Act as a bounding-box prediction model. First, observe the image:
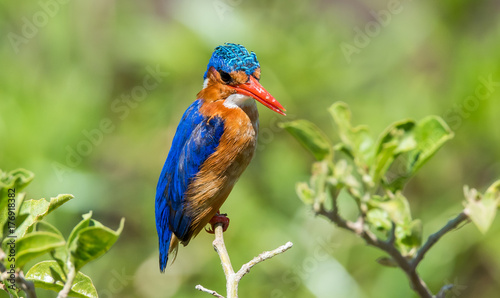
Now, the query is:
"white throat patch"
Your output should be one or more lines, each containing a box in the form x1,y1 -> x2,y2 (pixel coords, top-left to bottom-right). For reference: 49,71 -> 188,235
224,93 -> 255,109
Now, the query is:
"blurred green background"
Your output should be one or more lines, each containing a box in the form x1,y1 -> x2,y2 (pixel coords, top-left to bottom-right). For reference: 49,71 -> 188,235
1,0 -> 500,297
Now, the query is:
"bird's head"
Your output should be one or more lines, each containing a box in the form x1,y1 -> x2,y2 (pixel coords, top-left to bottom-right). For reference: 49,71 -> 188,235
200,43 -> 286,116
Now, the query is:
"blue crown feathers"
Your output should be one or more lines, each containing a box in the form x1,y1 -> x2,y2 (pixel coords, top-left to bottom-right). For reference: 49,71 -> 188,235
204,43 -> 260,79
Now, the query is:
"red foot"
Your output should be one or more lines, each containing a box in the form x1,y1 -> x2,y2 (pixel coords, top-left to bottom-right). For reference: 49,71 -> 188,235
205,212 -> 230,234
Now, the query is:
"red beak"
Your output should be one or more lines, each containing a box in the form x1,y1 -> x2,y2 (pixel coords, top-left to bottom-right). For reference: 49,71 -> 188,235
232,76 -> 286,116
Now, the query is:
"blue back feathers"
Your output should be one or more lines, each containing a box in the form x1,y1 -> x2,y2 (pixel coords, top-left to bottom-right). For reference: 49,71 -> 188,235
204,43 -> 260,79
155,99 -> 225,272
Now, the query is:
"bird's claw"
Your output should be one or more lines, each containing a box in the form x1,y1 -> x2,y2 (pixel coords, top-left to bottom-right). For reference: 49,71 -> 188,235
205,213 -> 230,234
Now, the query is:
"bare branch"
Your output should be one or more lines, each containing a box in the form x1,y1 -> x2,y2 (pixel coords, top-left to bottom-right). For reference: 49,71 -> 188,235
316,205 -> 360,235
195,285 -> 225,298
16,270 -> 37,298
235,242 -> 293,283
411,211 -> 469,269
197,222 -> 293,298
57,261 -> 76,298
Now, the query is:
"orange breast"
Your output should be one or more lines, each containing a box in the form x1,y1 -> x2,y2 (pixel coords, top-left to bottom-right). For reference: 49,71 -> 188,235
182,99 -> 259,242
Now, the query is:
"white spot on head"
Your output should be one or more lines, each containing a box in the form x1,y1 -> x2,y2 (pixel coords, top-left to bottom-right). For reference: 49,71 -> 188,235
202,78 -> 209,89
224,93 -> 255,109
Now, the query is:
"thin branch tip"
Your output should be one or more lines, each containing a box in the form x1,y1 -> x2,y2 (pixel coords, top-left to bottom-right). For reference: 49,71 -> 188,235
195,284 -> 225,298
200,222 -> 292,297
436,284 -> 454,298
412,211 -> 469,268
236,241 -> 293,280
57,261 -> 76,298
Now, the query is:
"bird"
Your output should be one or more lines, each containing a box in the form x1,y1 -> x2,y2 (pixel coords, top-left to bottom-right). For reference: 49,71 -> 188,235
155,43 -> 286,272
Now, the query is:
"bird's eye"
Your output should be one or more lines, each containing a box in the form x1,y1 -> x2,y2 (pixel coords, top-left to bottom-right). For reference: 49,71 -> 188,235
219,71 -> 232,84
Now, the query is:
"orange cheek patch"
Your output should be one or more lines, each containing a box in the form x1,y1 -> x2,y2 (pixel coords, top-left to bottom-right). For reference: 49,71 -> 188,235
231,71 -> 250,84
252,68 -> 261,81
197,75 -> 235,102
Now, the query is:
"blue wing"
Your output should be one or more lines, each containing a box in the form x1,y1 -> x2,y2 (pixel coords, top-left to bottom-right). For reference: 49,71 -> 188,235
155,99 -> 225,271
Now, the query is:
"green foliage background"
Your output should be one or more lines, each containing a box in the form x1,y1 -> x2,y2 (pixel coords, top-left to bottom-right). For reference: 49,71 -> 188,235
1,0 -> 500,297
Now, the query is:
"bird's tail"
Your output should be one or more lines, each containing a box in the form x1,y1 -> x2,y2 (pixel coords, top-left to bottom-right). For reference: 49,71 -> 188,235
159,228 -> 170,272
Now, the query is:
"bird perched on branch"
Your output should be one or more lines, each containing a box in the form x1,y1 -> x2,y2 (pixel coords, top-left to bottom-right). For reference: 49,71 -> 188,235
155,43 -> 286,272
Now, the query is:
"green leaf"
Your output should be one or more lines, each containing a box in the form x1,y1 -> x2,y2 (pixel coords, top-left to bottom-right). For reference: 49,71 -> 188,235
399,219 -> 422,249
405,116 -> 454,174
368,192 -> 412,224
34,221 -> 68,272
35,221 -> 64,237
309,161 -> 331,206
371,140 -> 399,184
15,194 -> 74,238
280,120 -> 332,160
67,212 -> 94,248
484,180 -> 500,207
0,192 -> 25,240
26,260 -> 98,298
51,245 -> 69,275
328,102 -> 374,166
69,217 -> 125,270
333,143 -> 354,159
372,120 -> 416,183
329,101 -> 352,140
4,282 -> 20,297
366,208 -> 391,231
375,120 -> 416,155
376,256 -> 398,267
9,231 -> 65,268
0,168 -> 35,198
384,116 -> 453,190
0,169 -> 34,240
366,192 -> 420,253
296,182 -> 315,205
465,185 -> 499,234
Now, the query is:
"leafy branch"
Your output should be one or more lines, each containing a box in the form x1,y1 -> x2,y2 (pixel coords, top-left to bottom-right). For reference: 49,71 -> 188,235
317,193 -> 469,297
196,223 -> 293,298
0,169 -> 125,298
281,102 -> 500,297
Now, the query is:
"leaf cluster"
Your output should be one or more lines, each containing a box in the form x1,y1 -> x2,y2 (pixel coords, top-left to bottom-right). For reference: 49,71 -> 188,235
0,169 -> 124,298
281,101 -> 499,263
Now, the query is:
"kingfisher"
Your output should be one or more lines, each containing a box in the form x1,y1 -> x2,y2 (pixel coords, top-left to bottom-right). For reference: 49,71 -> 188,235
155,43 -> 286,272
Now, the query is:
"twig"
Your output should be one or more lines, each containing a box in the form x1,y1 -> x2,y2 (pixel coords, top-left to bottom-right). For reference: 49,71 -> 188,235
16,270 -> 37,298
195,285 -> 224,298
235,241 -> 293,284
411,211 -> 469,269
57,261 -> 76,298
196,223 -> 293,298
436,284 -> 454,298
0,249 -> 37,298
386,221 -> 396,245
